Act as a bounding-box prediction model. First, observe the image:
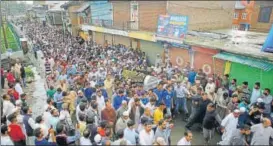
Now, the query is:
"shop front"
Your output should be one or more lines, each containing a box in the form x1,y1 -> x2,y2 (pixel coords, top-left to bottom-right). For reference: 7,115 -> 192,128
94,32 -> 104,45
169,47 -> 190,68
113,35 -> 131,47
140,40 -> 164,66
192,46 -> 223,75
214,52 -> 273,91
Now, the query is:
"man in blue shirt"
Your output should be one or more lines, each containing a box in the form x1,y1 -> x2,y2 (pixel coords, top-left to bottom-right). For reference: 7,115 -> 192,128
163,85 -> 174,116
153,82 -> 164,106
84,83 -> 95,102
188,68 -> 196,85
66,63 -> 77,77
124,120 -> 139,145
53,88 -> 63,111
113,90 -> 127,110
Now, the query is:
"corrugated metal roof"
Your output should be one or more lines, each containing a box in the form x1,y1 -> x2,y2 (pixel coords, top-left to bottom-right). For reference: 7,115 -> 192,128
74,3 -> 90,13
213,52 -> 273,71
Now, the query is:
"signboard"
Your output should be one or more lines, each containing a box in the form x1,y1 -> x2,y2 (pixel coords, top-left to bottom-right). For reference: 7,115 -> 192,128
156,14 -> 188,42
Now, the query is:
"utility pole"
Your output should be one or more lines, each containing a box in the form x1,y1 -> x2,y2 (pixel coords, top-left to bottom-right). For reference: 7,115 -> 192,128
1,1 -> 8,50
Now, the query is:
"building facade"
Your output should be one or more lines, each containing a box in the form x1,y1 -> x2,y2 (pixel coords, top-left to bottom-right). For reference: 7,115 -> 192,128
167,1 -> 235,31
250,3 -> 273,32
232,0 -> 255,31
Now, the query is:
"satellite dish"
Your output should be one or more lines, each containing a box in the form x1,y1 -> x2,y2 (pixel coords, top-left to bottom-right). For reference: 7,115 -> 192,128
143,75 -> 161,91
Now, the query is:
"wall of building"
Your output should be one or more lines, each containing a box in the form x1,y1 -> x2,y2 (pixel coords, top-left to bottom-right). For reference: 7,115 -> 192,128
167,1 -> 235,31
138,1 -> 167,32
250,5 -> 273,32
112,1 -> 130,30
91,1 -> 113,27
68,5 -> 81,36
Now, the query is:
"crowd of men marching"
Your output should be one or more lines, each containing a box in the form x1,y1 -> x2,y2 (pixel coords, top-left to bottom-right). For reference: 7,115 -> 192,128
1,19 -> 273,146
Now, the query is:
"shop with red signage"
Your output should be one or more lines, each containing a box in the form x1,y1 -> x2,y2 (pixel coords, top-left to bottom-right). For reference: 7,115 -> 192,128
192,46 -> 224,75
169,47 -> 191,68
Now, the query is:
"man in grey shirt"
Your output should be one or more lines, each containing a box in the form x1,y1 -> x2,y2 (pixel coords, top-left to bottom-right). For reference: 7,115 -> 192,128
228,124 -> 251,145
154,119 -> 169,145
251,118 -> 273,145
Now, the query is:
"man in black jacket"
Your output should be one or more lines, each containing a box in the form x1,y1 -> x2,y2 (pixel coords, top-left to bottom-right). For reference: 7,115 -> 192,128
202,103 -> 222,145
185,92 -> 211,130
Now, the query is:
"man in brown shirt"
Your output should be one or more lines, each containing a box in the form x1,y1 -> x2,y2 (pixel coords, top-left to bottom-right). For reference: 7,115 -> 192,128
101,99 -> 116,126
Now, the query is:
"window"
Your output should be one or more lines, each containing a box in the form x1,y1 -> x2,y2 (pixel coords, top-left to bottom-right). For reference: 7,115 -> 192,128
242,13 -> 247,19
258,7 -> 272,23
234,12 -> 239,19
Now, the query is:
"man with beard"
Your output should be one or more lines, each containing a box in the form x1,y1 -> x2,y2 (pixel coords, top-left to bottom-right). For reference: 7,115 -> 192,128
115,111 -> 131,132
116,100 -> 128,119
228,124 -> 251,145
218,109 -> 240,145
154,119 -> 169,145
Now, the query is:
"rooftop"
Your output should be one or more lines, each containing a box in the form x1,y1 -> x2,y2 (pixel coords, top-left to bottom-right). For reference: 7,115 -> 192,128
185,29 -> 273,61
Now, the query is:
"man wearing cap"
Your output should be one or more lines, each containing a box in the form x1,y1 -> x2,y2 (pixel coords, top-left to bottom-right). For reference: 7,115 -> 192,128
218,109 -> 240,145
116,100 -> 128,119
115,111 -> 131,132
228,124 -> 251,145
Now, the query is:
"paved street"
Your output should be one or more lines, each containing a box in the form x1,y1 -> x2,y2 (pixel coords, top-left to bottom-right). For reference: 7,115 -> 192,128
171,117 -> 221,145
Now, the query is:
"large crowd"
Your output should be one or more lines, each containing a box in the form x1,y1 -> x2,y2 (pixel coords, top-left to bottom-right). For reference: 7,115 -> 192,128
1,19 -> 273,146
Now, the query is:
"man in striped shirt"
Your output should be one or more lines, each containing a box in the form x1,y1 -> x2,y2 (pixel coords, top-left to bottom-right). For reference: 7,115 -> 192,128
44,58 -> 51,76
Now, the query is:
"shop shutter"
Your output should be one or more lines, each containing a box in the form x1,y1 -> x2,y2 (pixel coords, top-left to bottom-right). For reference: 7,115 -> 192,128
94,32 -> 104,45
114,35 -> 130,47
169,47 -> 190,68
140,40 -> 164,65
214,58 -> 225,75
105,34 -> 113,46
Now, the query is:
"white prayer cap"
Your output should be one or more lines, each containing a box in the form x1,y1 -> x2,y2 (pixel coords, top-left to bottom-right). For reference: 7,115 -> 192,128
94,134 -> 102,143
239,107 -> 246,113
257,98 -> 264,103
196,80 -> 200,84
234,109 -> 240,113
123,111 -> 129,116
16,100 -> 22,106
122,100 -> 127,104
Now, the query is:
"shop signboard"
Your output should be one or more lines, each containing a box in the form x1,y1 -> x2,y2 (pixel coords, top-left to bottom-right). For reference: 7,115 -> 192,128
156,14 -> 188,43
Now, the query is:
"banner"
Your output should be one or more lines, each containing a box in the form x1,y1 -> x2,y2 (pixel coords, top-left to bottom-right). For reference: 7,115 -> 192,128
122,69 -> 146,83
156,14 -> 188,41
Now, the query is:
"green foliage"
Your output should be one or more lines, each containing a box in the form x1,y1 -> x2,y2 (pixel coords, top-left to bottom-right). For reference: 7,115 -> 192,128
25,66 -> 34,78
0,24 -> 19,53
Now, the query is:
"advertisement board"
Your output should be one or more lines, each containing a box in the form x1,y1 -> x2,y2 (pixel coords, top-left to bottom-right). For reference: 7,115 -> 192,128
156,14 -> 188,42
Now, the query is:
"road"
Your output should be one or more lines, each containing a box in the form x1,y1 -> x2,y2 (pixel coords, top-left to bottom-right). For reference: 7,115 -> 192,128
171,116 -> 221,145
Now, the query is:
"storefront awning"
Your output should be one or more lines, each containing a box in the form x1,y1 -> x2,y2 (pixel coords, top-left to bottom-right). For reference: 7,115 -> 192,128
74,3 -> 90,13
213,52 -> 273,71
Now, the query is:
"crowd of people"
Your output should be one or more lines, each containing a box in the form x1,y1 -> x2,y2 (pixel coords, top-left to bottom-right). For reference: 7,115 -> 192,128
1,19 -> 273,146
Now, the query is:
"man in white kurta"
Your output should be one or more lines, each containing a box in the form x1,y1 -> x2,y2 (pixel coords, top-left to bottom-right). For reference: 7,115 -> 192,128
218,109 -> 240,145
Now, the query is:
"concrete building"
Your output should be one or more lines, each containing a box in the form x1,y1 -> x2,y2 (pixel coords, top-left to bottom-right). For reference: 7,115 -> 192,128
167,1 -> 235,31
250,1 -> 273,32
232,0 -> 255,31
